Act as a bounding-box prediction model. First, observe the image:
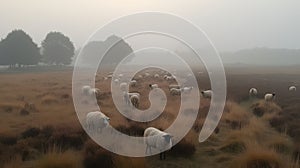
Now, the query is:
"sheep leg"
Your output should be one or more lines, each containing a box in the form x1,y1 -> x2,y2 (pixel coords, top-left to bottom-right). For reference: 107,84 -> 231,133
145,145 -> 149,154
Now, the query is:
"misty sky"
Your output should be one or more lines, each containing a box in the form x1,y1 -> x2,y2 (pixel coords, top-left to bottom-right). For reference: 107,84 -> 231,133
0,0 -> 299,52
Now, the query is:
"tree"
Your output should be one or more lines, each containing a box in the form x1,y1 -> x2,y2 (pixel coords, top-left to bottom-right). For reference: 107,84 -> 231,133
41,32 -> 75,65
0,30 -> 41,67
80,35 -> 134,70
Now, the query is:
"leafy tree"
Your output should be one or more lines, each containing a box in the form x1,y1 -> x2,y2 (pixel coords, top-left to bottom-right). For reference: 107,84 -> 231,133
0,30 -> 40,67
41,32 -> 75,65
80,35 -> 134,70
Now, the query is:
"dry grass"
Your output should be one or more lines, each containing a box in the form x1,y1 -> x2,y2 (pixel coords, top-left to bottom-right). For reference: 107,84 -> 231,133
35,145 -> 83,168
230,146 -> 284,168
0,69 -> 299,168
2,155 -> 23,168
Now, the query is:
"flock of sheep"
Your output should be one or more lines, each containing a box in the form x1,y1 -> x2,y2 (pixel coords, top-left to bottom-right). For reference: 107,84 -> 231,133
81,70 -> 203,159
81,70 -> 297,160
249,85 -> 297,101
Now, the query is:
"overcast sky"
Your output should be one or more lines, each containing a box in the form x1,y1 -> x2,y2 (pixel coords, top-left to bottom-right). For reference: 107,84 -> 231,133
0,0 -> 299,52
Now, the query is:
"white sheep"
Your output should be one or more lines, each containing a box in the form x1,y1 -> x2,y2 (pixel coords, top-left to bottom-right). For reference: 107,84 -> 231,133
120,82 -> 128,91
154,74 -> 160,78
82,85 -> 100,98
130,94 -> 140,108
201,90 -> 212,98
170,88 -> 181,96
113,78 -> 119,84
144,127 -> 173,160
130,80 -> 137,87
107,74 -> 113,79
163,75 -> 173,81
82,85 -> 92,96
86,111 -> 110,133
149,84 -> 159,90
289,86 -> 297,91
145,72 -> 150,77
88,88 -> 101,98
181,86 -> 193,94
168,84 -> 180,90
264,93 -> 276,101
123,92 -> 140,106
249,88 -> 258,97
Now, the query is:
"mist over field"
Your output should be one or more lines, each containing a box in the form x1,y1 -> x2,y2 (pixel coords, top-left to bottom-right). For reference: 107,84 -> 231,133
0,1 -> 300,168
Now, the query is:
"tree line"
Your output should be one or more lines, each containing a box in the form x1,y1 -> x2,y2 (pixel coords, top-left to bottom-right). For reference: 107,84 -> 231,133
0,30 -> 75,68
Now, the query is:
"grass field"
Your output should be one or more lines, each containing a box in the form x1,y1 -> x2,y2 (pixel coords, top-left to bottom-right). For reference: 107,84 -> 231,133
0,67 -> 299,168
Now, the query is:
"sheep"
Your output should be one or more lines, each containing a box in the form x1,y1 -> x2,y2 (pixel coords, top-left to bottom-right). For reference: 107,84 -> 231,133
163,75 -> 172,80
168,84 -> 180,90
170,88 -> 181,96
120,82 -> 128,91
144,127 -> 173,160
106,74 -> 113,79
123,92 -> 140,106
154,74 -> 160,78
264,93 -> 276,101
130,80 -> 137,87
149,84 -> 159,90
164,75 -> 176,81
86,111 -> 110,133
82,85 -> 92,96
82,85 -> 100,98
249,88 -> 258,97
289,86 -> 297,91
130,94 -> 140,108
113,78 -> 119,84
88,88 -> 101,98
181,86 -> 193,94
201,90 -> 212,98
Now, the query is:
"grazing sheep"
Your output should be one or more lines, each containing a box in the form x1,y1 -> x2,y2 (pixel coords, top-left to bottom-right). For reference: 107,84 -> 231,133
154,74 -> 160,78
108,74 -> 113,78
113,78 -> 119,84
181,86 -> 193,94
145,73 -> 150,77
82,85 -> 92,96
149,84 -> 159,90
82,85 -> 100,98
249,88 -> 258,97
144,127 -> 173,160
123,92 -> 140,106
289,86 -> 297,91
264,93 -> 276,101
170,88 -> 181,96
89,88 -> 101,98
130,80 -> 137,87
120,82 -> 128,91
201,90 -> 212,98
86,111 -> 110,133
168,84 -> 180,90
130,94 -> 140,108
164,75 -> 173,81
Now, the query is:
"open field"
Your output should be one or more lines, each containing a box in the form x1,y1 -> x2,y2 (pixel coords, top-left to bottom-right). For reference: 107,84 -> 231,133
0,68 -> 299,168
